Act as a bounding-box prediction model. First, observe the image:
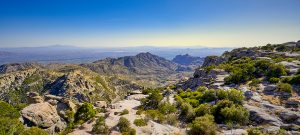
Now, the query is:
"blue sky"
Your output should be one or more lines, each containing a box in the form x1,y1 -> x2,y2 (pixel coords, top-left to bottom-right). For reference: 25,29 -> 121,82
0,0 -> 300,48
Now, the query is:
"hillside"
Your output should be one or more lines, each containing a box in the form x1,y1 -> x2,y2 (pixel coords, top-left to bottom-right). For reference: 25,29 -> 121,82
1,41 -> 300,135
174,40 -> 300,134
0,64 -> 142,105
82,52 -> 193,87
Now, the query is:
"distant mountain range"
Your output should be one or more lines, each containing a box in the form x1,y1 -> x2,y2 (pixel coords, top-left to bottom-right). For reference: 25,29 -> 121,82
172,54 -> 204,66
0,45 -> 233,64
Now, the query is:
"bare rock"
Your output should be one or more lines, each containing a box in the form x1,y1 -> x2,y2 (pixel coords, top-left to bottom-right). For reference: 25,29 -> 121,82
223,129 -> 247,135
244,104 -> 282,126
286,100 -> 300,108
262,126 -> 280,134
21,102 -> 62,128
264,85 -> 277,95
27,92 -> 44,104
94,101 -> 107,108
279,111 -> 300,123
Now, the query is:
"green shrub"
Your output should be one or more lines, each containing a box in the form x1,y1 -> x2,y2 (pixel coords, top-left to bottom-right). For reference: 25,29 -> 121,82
92,116 -> 109,135
65,109 -> 75,123
145,110 -> 165,123
165,114 -> 179,126
133,119 -> 147,127
158,102 -> 176,115
196,86 -> 208,92
276,45 -> 290,52
212,100 -> 234,122
220,105 -> 249,125
267,64 -> 287,78
195,104 -> 212,117
201,90 -> 217,102
122,128 -> 136,135
185,98 -> 199,107
281,76 -> 292,83
249,78 -> 261,87
74,103 -> 96,124
141,91 -> 163,109
269,77 -> 280,84
117,117 -> 131,133
216,90 -> 228,100
189,114 -> 217,135
247,128 -> 261,135
21,127 -> 48,135
136,110 -> 143,115
120,109 -> 129,115
277,83 -> 293,93
179,102 -> 195,122
0,101 -> 21,119
290,74 -> 300,85
226,89 -> 244,104
0,117 -> 24,135
117,117 -> 136,135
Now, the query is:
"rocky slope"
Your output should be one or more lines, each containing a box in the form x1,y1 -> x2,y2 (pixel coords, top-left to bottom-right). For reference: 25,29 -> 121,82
0,62 -> 41,74
176,40 -> 300,134
83,52 -> 191,73
82,52 -> 193,87
0,64 -> 142,106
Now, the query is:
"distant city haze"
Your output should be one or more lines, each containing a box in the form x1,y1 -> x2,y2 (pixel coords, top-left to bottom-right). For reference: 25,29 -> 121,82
0,0 -> 300,48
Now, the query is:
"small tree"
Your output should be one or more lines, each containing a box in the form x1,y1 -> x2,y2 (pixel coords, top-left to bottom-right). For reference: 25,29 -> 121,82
158,102 -> 176,115
74,102 -> 96,123
117,117 -> 135,135
141,91 -> 163,109
133,119 -> 147,127
226,89 -> 244,104
117,117 -> 131,133
189,114 -> 217,135
179,102 -> 195,122
194,103 -> 212,117
92,116 -> 109,135
220,105 -> 249,126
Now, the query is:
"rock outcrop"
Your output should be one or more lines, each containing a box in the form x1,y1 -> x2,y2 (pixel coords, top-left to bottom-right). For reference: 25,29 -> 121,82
202,56 -> 228,67
177,68 -> 229,90
244,104 -> 283,126
0,68 -> 37,98
27,92 -> 44,104
21,94 -> 78,134
21,102 -> 67,134
0,62 -> 41,74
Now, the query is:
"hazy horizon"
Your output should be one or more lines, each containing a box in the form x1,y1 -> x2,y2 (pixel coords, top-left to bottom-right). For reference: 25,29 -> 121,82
1,0 -> 300,48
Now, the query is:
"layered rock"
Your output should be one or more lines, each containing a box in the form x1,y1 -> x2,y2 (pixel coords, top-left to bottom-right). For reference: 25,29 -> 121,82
21,102 -> 67,134
244,104 -> 283,126
177,68 -> 229,90
202,56 -> 228,67
21,93 -> 78,134
0,62 -> 41,74
27,92 -> 44,104
0,68 -> 36,98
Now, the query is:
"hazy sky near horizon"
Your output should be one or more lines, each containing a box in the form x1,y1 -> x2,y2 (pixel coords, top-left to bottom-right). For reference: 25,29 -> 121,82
0,0 -> 300,48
